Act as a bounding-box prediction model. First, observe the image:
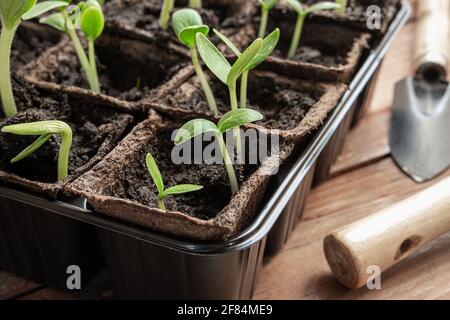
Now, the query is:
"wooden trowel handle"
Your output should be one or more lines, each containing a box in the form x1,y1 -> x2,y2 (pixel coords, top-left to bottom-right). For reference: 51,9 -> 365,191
413,0 -> 450,80
324,176 -> 450,289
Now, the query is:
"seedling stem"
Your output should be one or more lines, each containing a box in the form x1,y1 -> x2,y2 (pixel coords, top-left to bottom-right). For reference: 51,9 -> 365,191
191,46 -> 219,115
215,133 -> 239,195
336,0 -> 347,13
259,6 -> 269,38
287,13 -> 306,59
160,0 -> 175,30
0,27 -> 17,117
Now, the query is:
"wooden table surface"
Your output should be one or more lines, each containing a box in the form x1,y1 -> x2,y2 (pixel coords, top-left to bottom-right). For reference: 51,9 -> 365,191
3,0 -> 449,301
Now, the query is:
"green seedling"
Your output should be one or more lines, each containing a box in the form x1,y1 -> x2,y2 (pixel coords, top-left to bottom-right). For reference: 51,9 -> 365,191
160,0 -> 175,30
189,0 -> 202,9
0,0 -> 68,117
213,28 -> 280,110
286,1 -> 341,59
172,9 -> 218,115
195,33 -> 262,158
257,0 -> 278,38
145,152 -> 203,210
1,120 -> 73,181
40,0 -> 105,93
335,0 -> 347,14
175,109 -> 263,195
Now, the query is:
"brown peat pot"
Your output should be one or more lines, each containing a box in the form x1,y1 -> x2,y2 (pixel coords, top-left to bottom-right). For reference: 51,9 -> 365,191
0,80 -> 134,289
0,1 -> 411,298
149,68 -> 347,142
67,111 -> 294,241
103,0 -> 257,44
21,34 -> 189,105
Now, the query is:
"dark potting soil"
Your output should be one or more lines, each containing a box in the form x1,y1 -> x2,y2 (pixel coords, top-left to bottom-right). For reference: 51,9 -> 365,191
303,0 -> 397,21
29,35 -> 188,102
11,23 -> 62,72
105,0 -> 247,37
160,73 -> 322,130
0,79 -> 132,183
273,46 -> 348,67
103,125 -> 259,220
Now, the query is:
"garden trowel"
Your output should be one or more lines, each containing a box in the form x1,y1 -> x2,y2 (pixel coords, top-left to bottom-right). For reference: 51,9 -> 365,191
390,0 -> 450,183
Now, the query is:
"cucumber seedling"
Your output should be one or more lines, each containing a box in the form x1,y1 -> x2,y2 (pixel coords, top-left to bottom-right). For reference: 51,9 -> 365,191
213,28 -> 280,109
160,0 -> 175,30
195,33 -> 263,158
0,0 -> 68,117
40,0 -> 105,93
145,152 -> 203,210
1,120 -> 73,181
175,108 -> 263,195
172,9 -> 218,115
286,0 -> 341,59
257,0 -> 278,38
335,0 -> 347,14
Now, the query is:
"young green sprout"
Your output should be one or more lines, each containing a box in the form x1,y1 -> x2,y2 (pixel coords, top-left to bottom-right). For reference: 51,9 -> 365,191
213,28 -> 280,110
0,0 -> 68,117
286,1 -> 341,59
172,9 -> 218,115
195,33 -> 262,158
257,0 -> 278,38
175,109 -> 263,195
40,0 -> 105,93
1,120 -> 73,181
189,0 -> 202,9
335,0 -> 347,14
160,0 -> 175,30
145,152 -> 203,211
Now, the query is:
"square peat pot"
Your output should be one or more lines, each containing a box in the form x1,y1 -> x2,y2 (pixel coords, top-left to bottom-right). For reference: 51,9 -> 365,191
0,83 -> 135,290
103,0 -> 257,44
148,68 -> 347,144
291,0 -> 402,36
20,32 -> 190,108
66,111 -> 295,298
231,16 -> 371,83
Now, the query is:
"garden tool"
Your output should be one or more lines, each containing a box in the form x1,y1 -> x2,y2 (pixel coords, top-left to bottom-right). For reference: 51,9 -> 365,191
390,0 -> 450,183
324,175 -> 450,289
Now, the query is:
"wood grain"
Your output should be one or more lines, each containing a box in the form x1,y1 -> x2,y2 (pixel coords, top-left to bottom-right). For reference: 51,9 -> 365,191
0,272 -> 41,300
254,159 -> 450,300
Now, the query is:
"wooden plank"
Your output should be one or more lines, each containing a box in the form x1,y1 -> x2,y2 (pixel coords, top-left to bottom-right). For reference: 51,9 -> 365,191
330,110 -> 390,176
254,158 -> 450,300
0,272 -> 42,300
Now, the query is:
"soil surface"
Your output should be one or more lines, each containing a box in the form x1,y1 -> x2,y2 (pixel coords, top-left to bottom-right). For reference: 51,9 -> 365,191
105,0 -> 249,38
28,35 -> 188,101
0,78 -> 132,183
102,125 -> 259,220
11,23 -> 62,72
160,73 -> 322,130
303,0 -> 397,21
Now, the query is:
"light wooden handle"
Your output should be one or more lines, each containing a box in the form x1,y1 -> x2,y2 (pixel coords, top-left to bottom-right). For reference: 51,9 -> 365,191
413,0 -> 449,80
324,176 -> 450,289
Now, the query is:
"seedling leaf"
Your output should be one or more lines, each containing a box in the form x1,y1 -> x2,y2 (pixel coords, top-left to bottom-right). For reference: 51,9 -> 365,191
174,119 -> 218,145
0,0 -> 36,29
246,28 -> 280,71
217,109 -> 263,133
145,153 -> 164,195
80,0 -> 104,40
196,33 -> 231,84
163,185 -> 204,197
39,12 -> 67,32
173,9 -> 209,48
306,2 -> 341,14
10,133 -> 52,163
22,1 -> 68,20
227,38 -> 263,86
213,29 -> 242,56
287,0 -> 303,14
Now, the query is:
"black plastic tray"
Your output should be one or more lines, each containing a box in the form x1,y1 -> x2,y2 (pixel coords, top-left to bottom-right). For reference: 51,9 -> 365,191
0,1 -> 410,299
